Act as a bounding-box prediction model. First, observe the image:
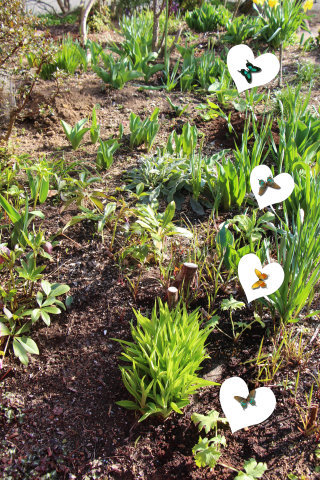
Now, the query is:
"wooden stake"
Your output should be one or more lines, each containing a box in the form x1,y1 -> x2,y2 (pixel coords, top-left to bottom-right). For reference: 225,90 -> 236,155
173,262 -> 198,294
167,286 -> 178,310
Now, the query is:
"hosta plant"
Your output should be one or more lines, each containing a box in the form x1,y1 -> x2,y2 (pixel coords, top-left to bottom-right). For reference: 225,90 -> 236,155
113,299 -> 218,421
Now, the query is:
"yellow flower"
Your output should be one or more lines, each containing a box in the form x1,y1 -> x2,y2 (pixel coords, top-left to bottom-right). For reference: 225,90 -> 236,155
253,0 -> 265,5
268,0 -> 278,7
303,0 -> 313,11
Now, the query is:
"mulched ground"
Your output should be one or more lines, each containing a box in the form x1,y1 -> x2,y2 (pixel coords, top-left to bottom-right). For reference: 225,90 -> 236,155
1,14 -> 320,480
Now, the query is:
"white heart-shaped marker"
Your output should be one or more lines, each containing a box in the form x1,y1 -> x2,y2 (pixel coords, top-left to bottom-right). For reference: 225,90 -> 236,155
250,165 -> 295,209
220,377 -> 276,433
238,253 -> 284,303
227,45 -> 280,93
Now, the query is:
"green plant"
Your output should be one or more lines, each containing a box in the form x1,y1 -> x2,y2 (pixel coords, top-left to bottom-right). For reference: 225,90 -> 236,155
132,201 -> 193,260
165,96 -> 188,117
263,206 -> 320,324
0,195 -> 45,248
93,54 -> 143,89
61,170 -> 107,212
129,108 -> 160,150
234,459 -> 268,479
62,202 -> 120,246
223,15 -> 261,44
229,210 -> 275,248
96,138 -> 120,170
295,61 -> 320,85
60,118 -> 90,150
0,274 -> 70,365
90,104 -> 101,144
113,299 -> 218,421
56,35 -> 88,74
220,295 -> 265,342
24,156 -> 54,207
206,153 -> 247,213
253,0 -> 310,48
185,2 -> 231,32
192,436 -> 227,469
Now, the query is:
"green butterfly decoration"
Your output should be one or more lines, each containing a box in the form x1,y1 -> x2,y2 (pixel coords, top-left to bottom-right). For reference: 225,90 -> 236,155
238,60 -> 261,84
234,389 -> 256,409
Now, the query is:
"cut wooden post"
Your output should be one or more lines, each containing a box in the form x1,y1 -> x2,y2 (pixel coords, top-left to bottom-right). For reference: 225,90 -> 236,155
167,286 -> 178,310
173,262 -> 198,294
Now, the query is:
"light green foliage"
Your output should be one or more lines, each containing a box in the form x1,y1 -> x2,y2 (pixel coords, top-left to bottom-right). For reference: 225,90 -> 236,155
96,139 -> 120,170
185,2 -> 231,32
63,202 -> 118,245
191,410 -> 228,434
129,108 -> 160,150
113,299 -> 218,421
234,459 -> 268,479
60,118 -> 90,150
192,436 -> 226,469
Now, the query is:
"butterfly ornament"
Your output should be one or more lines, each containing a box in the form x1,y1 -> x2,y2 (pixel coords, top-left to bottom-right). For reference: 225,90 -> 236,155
238,60 -> 261,84
251,269 -> 268,290
234,390 -> 256,409
258,176 -> 281,196
238,253 -> 284,303
220,377 -> 276,433
250,165 -> 295,209
227,44 -> 280,93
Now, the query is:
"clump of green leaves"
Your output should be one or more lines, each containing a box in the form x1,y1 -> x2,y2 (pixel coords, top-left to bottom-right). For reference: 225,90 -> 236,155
129,108 -> 160,150
93,53 -> 143,89
60,118 -> 90,150
185,2 -> 231,32
96,138 -> 120,170
113,299 -> 217,421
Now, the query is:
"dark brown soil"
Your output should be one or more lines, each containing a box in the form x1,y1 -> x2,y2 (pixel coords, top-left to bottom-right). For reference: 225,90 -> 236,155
1,17 -> 320,480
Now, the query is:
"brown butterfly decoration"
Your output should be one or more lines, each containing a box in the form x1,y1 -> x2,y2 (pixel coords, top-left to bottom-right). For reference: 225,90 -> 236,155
258,176 -> 281,196
234,390 -> 256,409
252,268 -> 268,290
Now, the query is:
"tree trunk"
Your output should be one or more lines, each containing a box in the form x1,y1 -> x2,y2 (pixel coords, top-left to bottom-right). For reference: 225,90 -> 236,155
80,0 -> 97,46
152,0 -> 159,51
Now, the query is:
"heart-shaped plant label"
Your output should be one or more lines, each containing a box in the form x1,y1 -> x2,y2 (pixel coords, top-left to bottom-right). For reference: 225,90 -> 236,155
250,165 -> 295,209
219,377 -> 276,433
227,44 -> 280,93
238,253 -> 284,303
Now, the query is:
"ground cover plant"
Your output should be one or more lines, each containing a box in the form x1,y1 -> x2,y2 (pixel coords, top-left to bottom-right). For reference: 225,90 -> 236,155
0,0 -> 320,478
